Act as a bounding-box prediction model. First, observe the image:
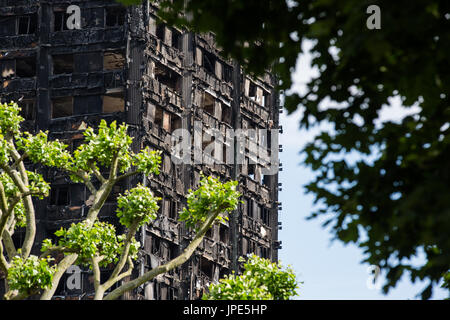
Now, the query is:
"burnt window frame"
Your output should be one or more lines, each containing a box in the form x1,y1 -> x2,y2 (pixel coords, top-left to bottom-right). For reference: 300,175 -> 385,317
52,54 -> 74,75
18,99 -> 36,121
201,92 -> 215,116
105,6 -> 126,27
102,90 -> 125,114
17,14 -> 37,35
0,14 -> 37,36
49,185 -> 71,206
202,49 -> 216,75
103,50 -> 126,71
51,96 -> 74,119
15,57 -> 37,78
153,62 -> 182,94
53,10 -> 71,32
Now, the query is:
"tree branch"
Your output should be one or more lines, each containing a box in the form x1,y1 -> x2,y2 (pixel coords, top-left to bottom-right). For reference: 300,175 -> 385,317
0,164 -> 35,259
109,152 -> 120,180
69,169 -> 97,194
115,170 -> 139,183
10,152 -> 28,171
91,255 -> 103,296
2,228 -> 17,258
40,254 -> 78,300
88,162 -> 106,184
0,182 -> 8,215
108,221 -> 139,282
104,206 -> 227,300
39,246 -> 77,259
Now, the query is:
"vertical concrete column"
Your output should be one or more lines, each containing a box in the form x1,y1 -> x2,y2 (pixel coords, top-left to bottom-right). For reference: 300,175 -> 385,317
36,3 -> 51,131
230,59 -> 242,273
180,30 -> 194,300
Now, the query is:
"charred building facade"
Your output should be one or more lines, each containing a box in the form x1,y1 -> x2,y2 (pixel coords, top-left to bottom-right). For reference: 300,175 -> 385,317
0,0 -> 282,300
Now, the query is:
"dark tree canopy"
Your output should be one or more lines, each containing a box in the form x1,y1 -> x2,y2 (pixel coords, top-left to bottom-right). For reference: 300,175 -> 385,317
117,0 -> 450,299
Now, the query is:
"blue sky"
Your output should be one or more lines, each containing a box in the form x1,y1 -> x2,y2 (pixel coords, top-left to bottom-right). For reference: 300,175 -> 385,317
277,41 -> 448,300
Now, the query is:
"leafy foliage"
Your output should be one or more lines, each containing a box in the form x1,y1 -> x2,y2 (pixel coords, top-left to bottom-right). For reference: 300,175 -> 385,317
114,0 -> 450,298
43,220 -> 139,268
7,254 -> 56,294
0,101 -> 24,135
132,147 -> 162,176
203,255 -> 298,300
116,184 -> 161,228
73,120 -> 133,174
16,131 -> 72,170
179,175 -> 240,231
27,171 -> 51,200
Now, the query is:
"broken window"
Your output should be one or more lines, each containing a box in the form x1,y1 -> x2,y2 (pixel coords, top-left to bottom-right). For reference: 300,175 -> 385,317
201,92 -> 215,115
17,15 -> 37,35
16,57 -> 36,78
171,28 -> 182,50
0,16 -> 16,36
151,236 -> 160,255
154,63 -> 181,94
246,198 -> 254,218
52,97 -> 73,118
171,114 -> 182,133
223,64 -> 233,83
247,239 -> 256,255
154,106 -> 163,127
155,23 -> 165,41
199,257 -> 214,278
205,227 -> 214,239
248,81 -> 257,101
248,163 -> 255,180
49,186 -> 70,206
54,11 -> 71,31
219,224 -> 229,243
103,50 -> 125,71
168,200 -> 177,220
263,90 -> 271,108
221,103 -> 232,125
19,99 -> 35,120
52,54 -> 74,75
74,95 -> 102,115
202,49 -> 216,75
262,174 -> 271,188
260,246 -> 270,259
261,207 -> 270,226
0,15 -> 37,36
74,52 -> 103,73
105,7 -> 126,27
102,91 -> 125,113
202,130 -> 215,157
